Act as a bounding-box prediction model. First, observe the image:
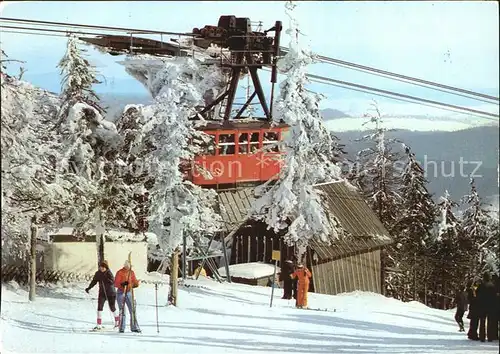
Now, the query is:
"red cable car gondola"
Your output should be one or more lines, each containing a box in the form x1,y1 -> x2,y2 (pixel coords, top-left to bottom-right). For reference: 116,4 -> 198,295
188,121 -> 289,186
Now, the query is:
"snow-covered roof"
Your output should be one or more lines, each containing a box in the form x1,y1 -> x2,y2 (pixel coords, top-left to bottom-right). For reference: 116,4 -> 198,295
217,188 -> 255,233
38,226 -> 157,244
217,180 -> 393,259
310,181 -> 393,260
217,262 -> 280,280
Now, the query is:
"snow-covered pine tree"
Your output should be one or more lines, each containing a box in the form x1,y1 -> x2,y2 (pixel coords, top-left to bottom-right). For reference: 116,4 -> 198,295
349,102 -> 403,230
330,131 -> 348,166
57,35 -> 103,121
389,144 -> 437,303
113,104 -> 154,233
1,48 -> 8,73
347,103 -> 405,299
461,178 -> 496,277
251,2 -> 343,258
428,190 -> 468,308
1,76 -> 70,263
483,207 -> 499,275
55,35 -> 144,264
138,57 -> 222,260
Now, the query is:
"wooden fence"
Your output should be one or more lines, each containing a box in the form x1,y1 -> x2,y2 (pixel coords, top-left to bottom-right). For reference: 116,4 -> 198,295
1,264 -> 168,285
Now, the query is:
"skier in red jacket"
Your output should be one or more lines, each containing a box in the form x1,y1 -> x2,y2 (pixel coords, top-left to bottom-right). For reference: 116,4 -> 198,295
115,260 -> 141,333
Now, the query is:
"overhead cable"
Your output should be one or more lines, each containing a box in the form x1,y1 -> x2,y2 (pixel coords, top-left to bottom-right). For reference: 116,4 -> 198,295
2,17 -> 497,103
0,16 -> 194,36
2,19 -> 498,120
307,73 -> 499,119
261,67 -> 499,120
317,59 -> 499,106
281,46 -> 499,103
314,54 -> 499,102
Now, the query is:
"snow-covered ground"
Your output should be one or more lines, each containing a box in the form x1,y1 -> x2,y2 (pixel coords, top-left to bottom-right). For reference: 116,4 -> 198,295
1,278 -> 498,354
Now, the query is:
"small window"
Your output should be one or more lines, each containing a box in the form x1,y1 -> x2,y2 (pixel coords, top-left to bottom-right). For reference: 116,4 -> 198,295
263,131 -> 279,152
218,134 -> 235,155
239,133 -> 248,143
250,132 -> 259,142
249,132 -> 259,154
238,133 -> 249,154
239,145 -> 248,154
264,131 -> 278,142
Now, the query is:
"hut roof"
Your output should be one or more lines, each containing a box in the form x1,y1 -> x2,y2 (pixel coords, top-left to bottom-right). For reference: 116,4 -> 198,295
217,180 -> 393,261
218,187 -> 255,233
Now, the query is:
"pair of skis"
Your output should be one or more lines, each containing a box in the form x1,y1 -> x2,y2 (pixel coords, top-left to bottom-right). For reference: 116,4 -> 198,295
88,326 -> 142,333
89,326 -> 116,333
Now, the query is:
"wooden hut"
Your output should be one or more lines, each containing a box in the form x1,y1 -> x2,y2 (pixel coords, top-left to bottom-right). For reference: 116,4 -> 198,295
217,180 -> 393,295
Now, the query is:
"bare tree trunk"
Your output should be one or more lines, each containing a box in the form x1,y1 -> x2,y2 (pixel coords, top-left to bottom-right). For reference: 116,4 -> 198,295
29,216 -> 37,301
424,257 -> 427,306
96,234 -> 104,266
169,248 -> 179,306
442,267 -> 447,310
413,252 -> 417,301
95,210 -> 105,266
182,231 -> 186,280
380,248 -> 386,296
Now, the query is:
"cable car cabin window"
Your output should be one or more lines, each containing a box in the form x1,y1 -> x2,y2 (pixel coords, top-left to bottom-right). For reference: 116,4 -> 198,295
199,134 -> 216,156
263,131 -> 279,152
250,132 -> 259,154
218,133 -> 235,155
238,133 -> 249,154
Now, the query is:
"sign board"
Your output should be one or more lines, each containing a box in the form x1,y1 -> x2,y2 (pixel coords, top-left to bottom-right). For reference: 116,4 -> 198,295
271,250 -> 281,261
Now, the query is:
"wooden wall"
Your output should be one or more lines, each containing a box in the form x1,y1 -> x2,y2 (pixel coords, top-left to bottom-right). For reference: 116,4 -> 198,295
229,221 -> 384,296
312,249 -> 381,295
230,222 -> 296,265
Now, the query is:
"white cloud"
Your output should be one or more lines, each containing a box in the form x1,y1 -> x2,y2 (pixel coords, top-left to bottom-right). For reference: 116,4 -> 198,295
0,1 -> 38,14
324,116 -> 497,133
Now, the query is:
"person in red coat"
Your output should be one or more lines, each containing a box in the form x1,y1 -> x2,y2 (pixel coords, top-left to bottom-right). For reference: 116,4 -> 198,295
291,264 -> 311,308
114,260 -> 141,333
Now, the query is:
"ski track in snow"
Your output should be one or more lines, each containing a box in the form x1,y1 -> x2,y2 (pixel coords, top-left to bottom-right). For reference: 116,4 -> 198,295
1,278 -> 497,354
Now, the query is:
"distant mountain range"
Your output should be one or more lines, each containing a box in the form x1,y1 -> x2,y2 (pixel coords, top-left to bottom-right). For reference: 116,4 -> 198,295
321,108 -> 352,120
334,127 -> 498,205
320,109 -> 498,204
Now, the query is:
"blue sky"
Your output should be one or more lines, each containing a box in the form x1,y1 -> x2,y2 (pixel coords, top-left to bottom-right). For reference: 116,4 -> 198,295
1,1 -> 499,116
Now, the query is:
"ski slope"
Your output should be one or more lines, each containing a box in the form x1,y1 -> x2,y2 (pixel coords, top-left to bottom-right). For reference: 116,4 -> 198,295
1,277 -> 497,354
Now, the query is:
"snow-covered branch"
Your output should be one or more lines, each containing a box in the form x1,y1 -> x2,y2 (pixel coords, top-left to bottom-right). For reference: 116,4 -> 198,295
251,3 -> 343,254
138,57 -> 223,257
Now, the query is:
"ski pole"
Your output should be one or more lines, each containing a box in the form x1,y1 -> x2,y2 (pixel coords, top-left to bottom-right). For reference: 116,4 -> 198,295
155,283 -> 159,333
86,292 -> 97,311
119,284 -> 128,328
